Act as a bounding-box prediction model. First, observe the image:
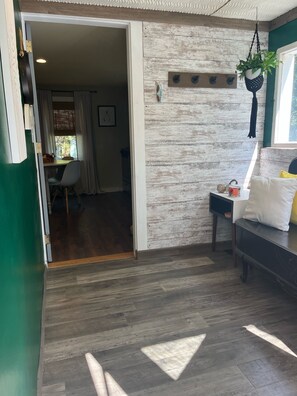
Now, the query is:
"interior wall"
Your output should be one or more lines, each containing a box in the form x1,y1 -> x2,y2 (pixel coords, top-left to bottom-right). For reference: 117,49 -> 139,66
263,18 -> 297,147
21,5 -> 269,251
91,87 -> 130,192
0,5 -> 44,393
0,132 -> 44,396
143,22 -> 268,249
260,147 -> 297,177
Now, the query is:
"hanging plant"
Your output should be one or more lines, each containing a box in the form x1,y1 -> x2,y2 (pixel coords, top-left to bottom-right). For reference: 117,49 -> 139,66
235,23 -> 280,138
236,50 -> 280,79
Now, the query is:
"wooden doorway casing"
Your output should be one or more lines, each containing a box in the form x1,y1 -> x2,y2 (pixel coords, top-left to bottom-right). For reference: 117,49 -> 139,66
22,13 -> 148,264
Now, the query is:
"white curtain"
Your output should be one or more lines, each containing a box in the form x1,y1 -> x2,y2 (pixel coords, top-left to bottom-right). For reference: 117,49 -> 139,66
74,91 -> 101,194
37,90 -> 55,155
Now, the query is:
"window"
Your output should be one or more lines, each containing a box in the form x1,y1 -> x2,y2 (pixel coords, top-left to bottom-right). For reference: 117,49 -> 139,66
273,41 -> 297,146
53,100 -> 77,158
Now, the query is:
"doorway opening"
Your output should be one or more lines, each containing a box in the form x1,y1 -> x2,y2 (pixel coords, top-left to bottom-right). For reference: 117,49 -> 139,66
29,21 -> 134,266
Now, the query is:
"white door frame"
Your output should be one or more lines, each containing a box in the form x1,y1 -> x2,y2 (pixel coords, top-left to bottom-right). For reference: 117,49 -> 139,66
22,12 -> 148,254
25,23 -> 53,264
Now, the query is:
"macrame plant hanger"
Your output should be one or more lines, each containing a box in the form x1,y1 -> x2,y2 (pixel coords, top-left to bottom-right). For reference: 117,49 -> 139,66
245,11 -> 264,138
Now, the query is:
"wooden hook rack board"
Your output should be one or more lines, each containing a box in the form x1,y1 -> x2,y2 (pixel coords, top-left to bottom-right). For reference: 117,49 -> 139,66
168,72 -> 237,89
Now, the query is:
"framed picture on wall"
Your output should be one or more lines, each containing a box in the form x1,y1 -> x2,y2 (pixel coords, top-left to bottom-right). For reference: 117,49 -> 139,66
98,105 -> 116,127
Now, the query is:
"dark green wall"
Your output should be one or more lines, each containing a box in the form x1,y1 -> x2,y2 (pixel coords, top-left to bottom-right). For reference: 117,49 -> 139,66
0,3 -> 44,395
263,19 -> 297,146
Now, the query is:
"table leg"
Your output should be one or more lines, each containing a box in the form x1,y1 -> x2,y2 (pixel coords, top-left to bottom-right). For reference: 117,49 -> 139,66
212,214 -> 217,251
240,257 -> 249,283
232,223 -> 237,267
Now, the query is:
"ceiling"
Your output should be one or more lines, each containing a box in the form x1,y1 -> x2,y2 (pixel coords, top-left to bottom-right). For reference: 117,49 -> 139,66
40,0 -> 297,22
31,22 -> 127,88
31,1 -> 297,89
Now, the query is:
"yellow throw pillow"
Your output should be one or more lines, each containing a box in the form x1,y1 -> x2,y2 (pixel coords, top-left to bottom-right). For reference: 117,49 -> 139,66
279,170 -> 297,224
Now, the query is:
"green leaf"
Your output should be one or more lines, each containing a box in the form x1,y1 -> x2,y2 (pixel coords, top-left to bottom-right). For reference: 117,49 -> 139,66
236,50 -> 281,79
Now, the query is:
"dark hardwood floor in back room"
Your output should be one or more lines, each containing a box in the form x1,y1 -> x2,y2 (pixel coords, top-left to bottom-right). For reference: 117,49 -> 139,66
42,245 -> 297,396
49,192 -> 133,262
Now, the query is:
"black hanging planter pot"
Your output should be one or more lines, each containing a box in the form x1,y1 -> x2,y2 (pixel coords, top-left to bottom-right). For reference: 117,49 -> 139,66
236,21 -> 279,138
236,22 -> 264,138
244,70 -> 264,138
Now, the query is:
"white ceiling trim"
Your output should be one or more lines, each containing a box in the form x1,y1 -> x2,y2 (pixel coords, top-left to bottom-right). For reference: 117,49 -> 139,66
38,0 -> 225,15
38,0 -> 297,21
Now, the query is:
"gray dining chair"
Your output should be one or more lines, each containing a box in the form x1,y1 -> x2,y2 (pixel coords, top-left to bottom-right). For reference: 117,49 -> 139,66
49,160 -> 81,214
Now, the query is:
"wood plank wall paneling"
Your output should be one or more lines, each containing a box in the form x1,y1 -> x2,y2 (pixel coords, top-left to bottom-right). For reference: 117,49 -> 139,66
144,123 -> 265,144
260,148 -> 297,178
143,21 -> 267,249
19,0 -> 269,250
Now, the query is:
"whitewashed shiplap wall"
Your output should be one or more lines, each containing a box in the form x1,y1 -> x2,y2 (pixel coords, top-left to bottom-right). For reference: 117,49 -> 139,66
143,22 -> 268,249
260,148 -> 297,177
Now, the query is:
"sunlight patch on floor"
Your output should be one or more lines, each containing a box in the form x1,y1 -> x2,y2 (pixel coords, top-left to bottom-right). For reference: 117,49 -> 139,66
244,324 -> 297,358
141,334 -> 206,380
85,353 -> 128,396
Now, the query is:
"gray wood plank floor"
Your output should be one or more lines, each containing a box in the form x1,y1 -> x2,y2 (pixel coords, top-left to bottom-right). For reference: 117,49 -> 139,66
41,245 -> 297,396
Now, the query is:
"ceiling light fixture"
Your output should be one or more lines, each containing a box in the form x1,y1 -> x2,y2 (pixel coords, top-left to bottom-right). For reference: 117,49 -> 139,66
36,58 -> 47,64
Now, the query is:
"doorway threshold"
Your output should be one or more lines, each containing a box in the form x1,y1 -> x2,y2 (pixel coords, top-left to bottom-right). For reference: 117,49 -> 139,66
48,251 -> 135,269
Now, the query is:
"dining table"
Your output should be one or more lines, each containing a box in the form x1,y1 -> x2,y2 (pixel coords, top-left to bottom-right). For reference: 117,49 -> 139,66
43,159 -> 72,214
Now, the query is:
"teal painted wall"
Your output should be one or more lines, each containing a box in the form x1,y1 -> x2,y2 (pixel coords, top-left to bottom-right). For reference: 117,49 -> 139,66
263,19 -> 297,146
0,2 -> 45,395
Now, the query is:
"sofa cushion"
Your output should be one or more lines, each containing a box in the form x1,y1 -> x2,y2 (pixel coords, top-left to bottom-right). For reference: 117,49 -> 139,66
243,176 -> 297,231
279,170 -> 297,225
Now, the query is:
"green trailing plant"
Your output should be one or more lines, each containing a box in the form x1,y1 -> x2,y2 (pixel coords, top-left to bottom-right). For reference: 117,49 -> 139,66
236,50 -> 280,79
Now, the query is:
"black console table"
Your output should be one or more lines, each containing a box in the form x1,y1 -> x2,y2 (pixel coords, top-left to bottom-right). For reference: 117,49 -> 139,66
209,191 -> 249,264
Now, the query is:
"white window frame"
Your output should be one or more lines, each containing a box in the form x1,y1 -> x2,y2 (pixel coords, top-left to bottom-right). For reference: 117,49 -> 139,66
272,40 -> 297,147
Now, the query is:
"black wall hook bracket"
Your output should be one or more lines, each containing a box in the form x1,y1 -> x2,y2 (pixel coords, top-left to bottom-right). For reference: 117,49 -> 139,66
168,72 -> 237,89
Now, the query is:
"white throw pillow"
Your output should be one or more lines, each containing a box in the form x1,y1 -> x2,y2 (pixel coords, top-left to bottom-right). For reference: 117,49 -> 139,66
243,176 -> 297,231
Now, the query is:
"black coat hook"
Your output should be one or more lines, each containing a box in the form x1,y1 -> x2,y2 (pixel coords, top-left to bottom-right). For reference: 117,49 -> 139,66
172,74 -> 181,84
